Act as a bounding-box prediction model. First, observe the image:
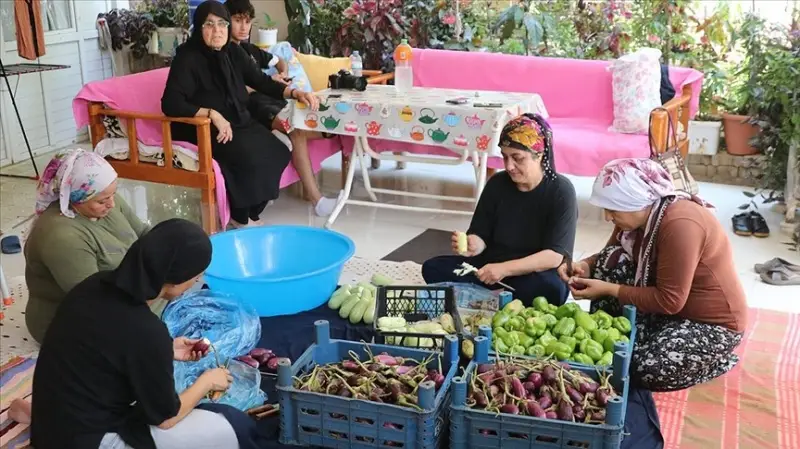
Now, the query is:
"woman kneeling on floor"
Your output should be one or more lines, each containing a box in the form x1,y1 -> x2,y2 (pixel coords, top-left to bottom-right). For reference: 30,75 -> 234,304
31,219 -> 241,449
561,158 -> 746,392
422,113 -> 578,306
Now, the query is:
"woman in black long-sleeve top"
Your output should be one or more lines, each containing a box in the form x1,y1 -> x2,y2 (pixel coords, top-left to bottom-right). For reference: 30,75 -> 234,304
161,1 -> 319,227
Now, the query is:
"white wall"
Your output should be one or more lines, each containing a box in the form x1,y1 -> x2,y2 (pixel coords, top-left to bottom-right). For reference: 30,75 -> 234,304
251,0 -> 289,40
0,0 -> 126,167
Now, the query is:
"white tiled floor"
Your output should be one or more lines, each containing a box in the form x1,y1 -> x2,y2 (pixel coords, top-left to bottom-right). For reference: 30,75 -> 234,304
1,152 -> 798,317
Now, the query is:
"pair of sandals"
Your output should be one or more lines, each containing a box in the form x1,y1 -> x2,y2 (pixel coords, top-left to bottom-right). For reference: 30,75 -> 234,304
732,211 -> 770,237
754,258 -> 800,286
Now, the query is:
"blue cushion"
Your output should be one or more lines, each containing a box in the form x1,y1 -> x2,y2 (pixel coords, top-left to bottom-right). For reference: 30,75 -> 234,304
262,42 -> 313,93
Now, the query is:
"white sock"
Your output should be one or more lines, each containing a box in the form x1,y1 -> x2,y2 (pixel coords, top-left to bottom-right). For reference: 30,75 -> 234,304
314,192 -> 342,217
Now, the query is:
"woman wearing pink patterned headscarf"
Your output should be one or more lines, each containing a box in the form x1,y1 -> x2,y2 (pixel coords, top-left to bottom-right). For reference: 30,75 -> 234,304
24,149 -> 149,344
560,158 -> 746,392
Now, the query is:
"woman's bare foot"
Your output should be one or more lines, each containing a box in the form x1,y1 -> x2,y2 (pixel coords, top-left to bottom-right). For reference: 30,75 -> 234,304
9,399 -> 32,424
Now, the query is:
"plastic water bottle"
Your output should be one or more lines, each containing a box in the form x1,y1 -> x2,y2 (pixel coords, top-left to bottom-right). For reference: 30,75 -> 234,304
350,51 -> 363,77
394,39 -> 413,93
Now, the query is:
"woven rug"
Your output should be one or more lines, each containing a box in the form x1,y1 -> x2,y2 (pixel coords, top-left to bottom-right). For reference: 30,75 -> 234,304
654,308 -> 800,449
0,356 -> 34,449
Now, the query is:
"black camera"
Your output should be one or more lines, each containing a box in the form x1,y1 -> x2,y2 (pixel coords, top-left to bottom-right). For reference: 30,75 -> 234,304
328,70 -> 367,91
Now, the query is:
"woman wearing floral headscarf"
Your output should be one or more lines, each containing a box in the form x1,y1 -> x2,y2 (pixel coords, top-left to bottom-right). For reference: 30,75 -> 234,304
24,149 -> 149,344
422,113 -> 578,306
561,158 -> 746,392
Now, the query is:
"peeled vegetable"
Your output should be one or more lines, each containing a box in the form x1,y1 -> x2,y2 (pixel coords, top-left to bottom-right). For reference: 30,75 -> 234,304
339,294 -> 362,319
456,231 -> 468,254
327,277 -> 386,325
370,273 -> 394,286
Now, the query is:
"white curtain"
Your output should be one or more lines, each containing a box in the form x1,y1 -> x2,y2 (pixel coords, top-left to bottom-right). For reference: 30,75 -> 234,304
44,0 -> 72,31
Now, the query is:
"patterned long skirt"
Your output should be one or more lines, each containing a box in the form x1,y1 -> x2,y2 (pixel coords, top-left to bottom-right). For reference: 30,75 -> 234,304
591,246 -> 743,392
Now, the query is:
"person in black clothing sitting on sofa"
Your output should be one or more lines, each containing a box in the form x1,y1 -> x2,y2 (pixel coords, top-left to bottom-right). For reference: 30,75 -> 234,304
421,114 -> 578,306
225,0 -> 340,217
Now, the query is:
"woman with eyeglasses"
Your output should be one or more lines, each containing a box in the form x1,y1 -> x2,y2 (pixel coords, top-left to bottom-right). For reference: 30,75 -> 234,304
162,1 -> 319,229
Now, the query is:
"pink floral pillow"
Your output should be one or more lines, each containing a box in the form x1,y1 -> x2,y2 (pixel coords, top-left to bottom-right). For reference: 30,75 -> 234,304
608,49 -> 662,135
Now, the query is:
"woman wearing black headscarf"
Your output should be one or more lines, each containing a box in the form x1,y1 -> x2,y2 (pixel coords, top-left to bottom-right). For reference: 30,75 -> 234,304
421,114 -> 578,306
30,219 -> 240,449
162,1 -> 319,228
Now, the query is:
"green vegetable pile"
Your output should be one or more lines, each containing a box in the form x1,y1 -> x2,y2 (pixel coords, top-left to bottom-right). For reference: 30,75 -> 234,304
491,298 -> 632,366
327,273 -> 395,325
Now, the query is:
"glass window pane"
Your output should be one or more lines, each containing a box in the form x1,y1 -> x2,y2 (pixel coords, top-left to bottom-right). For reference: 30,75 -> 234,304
44,0 -> 73,31
1,0 -> 15,43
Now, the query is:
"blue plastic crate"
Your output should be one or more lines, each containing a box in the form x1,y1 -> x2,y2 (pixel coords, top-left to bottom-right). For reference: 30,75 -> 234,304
482,300 -> 638,371
277,320 -> 460,449
449,336 -> 631,449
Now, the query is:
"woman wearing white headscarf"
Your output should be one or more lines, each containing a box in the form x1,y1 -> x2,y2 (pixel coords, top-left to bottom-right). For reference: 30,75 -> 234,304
24,149 -> 149,344
558,158 -> 746,392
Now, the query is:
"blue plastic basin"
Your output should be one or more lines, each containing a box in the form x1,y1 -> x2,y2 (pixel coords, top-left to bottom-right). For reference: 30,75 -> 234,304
204,225 -> 355,317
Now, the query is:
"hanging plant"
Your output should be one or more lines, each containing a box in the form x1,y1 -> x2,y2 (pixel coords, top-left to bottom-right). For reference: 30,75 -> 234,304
98,9 -> 157,59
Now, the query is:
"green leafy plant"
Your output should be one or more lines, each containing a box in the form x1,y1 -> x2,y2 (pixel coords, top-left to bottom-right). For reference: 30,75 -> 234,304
262,13 -> 277,30
134,0 -> 188,29
491,0 -> 556,56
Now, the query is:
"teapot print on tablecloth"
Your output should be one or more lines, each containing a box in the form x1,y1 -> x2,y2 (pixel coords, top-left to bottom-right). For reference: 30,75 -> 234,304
453,134 -> 468,147
366,121 -> 382,136
410,126 -> 425,142
321,116 -> 340,130
380,104 -> 391,119
355,103 -> 373,116
399,106 -> 414,122
304,113 -> 319,129
443,112 -> 460,127
476,134 -> 490,151
388,127 -> 402,138
418,108 -> 438,125
335,102 -> 351,114
465,114 -> 486,129
344,121 -> 359,133
427,128 -> 450,143
318,98 -> 331,112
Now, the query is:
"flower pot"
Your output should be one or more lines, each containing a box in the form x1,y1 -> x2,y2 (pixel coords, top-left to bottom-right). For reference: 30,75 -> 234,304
257,28 -> 278,47
688,120 -> 722,155
721,113 -> 759,156
156,27 -> 188,57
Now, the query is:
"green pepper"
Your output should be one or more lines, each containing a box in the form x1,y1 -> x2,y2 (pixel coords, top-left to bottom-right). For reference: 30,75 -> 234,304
494,338 -> 510,354
606,327 -> 621,342
574,310 -> 598,332
592,311 -> 613,329
619,335 -> 630,344
603,336 -> 618,353
510,345 -> 526,355
584,339 -> 604,362
505,316 -> 525,332
558,335 -> 577,353
552,317 -> 576,337
541,313 -> 558,328
613,316 -> 632,335
572,353 -> 594,365
494,327 -> 509,340
521,307 -> 539,319
572,327 -> 588,341
524,323 -> 543,339
526,317 -> 547,335
555,302 -> 579,319
516,332 -> 534,348
492,312 -> 511,328
502,332 -> 520,348
537,331 -> 556,348
533,296 -> 549,312
526,344 -> 546,357
502,299 -> 525,315
546,341 -> 573,360
579,339 -> 590,355
591,329 -> 609,344
598,351 -> 613,366
545,304 -> 558,315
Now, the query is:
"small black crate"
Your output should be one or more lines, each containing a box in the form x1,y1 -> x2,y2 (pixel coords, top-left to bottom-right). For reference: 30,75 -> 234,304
374,285 -> 464,350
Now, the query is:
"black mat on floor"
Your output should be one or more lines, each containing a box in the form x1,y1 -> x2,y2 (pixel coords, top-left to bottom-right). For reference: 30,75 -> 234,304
382,228 -> 451,264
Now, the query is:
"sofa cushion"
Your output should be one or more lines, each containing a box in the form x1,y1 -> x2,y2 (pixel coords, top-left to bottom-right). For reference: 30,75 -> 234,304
296,53 -> 351,92
608,50 -> 662,134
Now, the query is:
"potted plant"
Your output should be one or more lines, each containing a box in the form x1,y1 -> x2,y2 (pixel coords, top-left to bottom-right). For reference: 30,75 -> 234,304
136,0 -> 189,57
97,9 -> 157,60
257,13 -> 279,48
720,13 -> 766,156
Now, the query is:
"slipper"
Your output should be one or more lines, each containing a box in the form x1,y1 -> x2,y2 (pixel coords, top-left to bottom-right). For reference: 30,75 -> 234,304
749,211 -> 770,238
732,213 -> 752,236
760,265 -> 800,286
754,258 -> 800,274
0,235 -> 21,254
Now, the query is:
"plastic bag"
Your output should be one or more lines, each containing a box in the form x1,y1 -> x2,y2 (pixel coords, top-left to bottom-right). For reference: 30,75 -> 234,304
162,290 -> 265,410
427,282 -> 500,311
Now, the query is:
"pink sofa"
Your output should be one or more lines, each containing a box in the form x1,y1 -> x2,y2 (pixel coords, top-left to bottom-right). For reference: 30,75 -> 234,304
73,68 -> 342,232
360,49 -> 703,176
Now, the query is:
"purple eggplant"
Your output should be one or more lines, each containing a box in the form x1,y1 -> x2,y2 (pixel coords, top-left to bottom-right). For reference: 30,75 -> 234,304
591,410 -> 606,422
499,404 -> 519,415
477,364 -> 494,374
510,377 -> 526,398
342,360 -> 360,372
473,391 -> 488,408
542,366 -> 557,383
596,388 -> 610,406
579,380 -> 599,395
523,381 -> 537,393
235,355 -> 260,369
537,395 -> 552,410
524,400 -> 546,418
556,400 -> 574,421
526,372 -> 543,389
565,385 -> 584,404
373,354 -> 399,366
572,405 -> 586,421
545,411 -> 557,419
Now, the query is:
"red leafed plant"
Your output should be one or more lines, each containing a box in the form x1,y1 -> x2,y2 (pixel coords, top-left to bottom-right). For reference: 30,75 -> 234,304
335,0 -> 408,70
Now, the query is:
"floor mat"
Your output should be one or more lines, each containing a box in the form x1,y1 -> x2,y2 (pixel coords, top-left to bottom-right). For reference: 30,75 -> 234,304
0,356 -> 34,449
654,308 -> 800,449
382,228 -> 450,264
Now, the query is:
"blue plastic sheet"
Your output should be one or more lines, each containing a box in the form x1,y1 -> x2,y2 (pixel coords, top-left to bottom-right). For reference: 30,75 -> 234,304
162,290 -> 266,410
